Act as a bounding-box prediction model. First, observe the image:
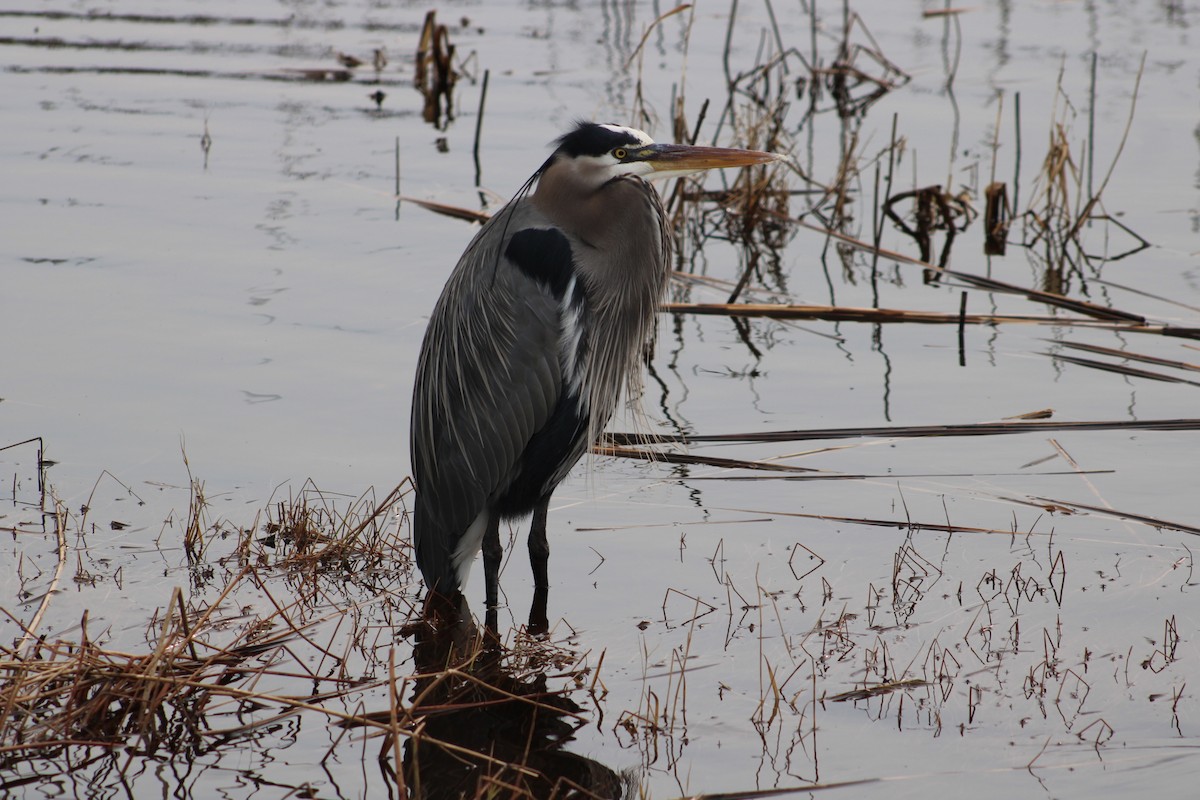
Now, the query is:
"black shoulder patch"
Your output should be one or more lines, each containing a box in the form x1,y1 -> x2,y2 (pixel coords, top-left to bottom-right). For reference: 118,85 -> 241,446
505,227 -> 575,299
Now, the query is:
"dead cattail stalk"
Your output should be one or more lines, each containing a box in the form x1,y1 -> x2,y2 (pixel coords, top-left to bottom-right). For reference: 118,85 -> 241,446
983,181 -> 1010,255
414,11 -> 458,128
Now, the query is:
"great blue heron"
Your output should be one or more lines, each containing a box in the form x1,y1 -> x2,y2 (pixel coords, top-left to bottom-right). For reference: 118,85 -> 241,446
411,121 -> 779,613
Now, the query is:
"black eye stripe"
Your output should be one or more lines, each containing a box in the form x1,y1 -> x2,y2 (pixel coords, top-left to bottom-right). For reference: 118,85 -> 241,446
553,122 -> 651,158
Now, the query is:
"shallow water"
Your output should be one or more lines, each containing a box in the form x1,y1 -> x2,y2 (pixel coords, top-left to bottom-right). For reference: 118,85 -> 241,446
3,1 -> 1199,797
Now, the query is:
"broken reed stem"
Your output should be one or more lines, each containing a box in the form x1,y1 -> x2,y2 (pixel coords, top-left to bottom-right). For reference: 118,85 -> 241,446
594,443 -> 818,474
722,0 -> 739,89
989,91 -> 1003,187
957,291 -> 967,366
1087,51 -> 1097,205
473,68 -> 489,186
389,647 -> 407,795
394,136 -> 401,221
1013,91 -> 1022,211
1055,340 -> 1200,372
16,499 -> 68,657
871,113 -> 900,304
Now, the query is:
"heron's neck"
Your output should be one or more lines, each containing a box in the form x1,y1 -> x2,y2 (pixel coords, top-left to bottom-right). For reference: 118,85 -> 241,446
529,162 -> 615,243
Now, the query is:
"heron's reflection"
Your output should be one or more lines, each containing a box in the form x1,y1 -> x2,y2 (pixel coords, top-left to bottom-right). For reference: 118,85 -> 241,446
390,594 -> 629,799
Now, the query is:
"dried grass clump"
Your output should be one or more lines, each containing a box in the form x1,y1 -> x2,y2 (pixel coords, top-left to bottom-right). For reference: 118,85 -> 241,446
0,472 -> 622,797
1,478 -> 418,777
234,480 -> 412,578
0,589 -> 294,762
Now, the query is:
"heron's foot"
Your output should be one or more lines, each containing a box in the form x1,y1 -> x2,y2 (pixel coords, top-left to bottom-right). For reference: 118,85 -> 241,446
419,588 -> 468,629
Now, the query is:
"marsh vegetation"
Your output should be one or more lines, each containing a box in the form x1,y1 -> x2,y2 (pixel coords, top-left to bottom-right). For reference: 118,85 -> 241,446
3,2 -> 1198,797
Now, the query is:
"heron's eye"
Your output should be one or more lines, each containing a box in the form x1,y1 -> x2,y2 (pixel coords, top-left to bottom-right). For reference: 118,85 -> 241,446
612,148 -> 628,160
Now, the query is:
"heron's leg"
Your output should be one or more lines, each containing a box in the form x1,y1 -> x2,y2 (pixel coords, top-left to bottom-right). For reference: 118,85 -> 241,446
481,512 -> 502,609
528,496 -> 551,590
528,586 -> 549,635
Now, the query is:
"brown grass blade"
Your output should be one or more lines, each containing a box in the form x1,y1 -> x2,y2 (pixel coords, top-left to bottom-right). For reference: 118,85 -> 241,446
672,776 -> 884,799
1053,340 -> 1200,373
827,678 -> 930,702
1020,496 -> 1200,537
721,508 -> 1038,537
687,468 -> 1110,482
593,444 -> 819,473
1045,352 -> 1200,387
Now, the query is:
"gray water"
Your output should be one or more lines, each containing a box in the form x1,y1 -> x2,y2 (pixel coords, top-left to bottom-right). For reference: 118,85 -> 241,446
3,1 -> 1199,797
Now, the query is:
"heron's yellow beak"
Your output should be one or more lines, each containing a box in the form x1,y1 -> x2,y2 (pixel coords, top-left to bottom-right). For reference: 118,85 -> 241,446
641,143 -> 785,177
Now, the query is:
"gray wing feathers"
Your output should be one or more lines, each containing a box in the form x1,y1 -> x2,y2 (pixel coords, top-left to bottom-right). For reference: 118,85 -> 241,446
411,204 -> 565,589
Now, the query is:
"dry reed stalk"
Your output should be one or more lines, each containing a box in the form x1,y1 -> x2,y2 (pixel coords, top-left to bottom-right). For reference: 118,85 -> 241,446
607,417 -> 1200,448
983,182 -> 1010,255
1016,496 -> 1200,537
1053,340 -> 1200,372
594,443 -> 818,474
1044,352 -> 1200,387
180,449 -> 210,561
13,498 -> 67,657
826,678 -> 929,702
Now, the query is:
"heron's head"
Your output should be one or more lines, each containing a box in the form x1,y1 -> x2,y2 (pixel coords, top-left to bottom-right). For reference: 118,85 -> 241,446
541,121 -> 783,190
